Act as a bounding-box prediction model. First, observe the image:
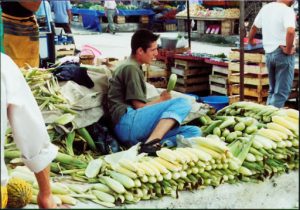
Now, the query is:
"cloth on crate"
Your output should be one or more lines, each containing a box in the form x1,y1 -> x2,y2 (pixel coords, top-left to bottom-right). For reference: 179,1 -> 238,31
53,62 -> 94,88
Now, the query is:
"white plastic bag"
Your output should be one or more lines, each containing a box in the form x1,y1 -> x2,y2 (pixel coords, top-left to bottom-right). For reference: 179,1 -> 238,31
176,36 -> 188,48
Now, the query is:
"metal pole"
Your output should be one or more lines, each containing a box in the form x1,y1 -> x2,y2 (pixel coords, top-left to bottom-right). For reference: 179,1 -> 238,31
239,0 -> 245,101
187,0 -> 191,48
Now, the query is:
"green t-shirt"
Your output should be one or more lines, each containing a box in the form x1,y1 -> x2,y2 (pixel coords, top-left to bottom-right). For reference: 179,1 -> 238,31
107,57 -> 147,126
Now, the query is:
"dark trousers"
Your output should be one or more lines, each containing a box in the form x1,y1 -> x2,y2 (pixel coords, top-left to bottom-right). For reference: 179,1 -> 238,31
55,22 -> 72,34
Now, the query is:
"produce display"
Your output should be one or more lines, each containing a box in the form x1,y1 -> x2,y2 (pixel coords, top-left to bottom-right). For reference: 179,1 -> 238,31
3,67 -> 299,208
176,4 -> 240,19
89,5 -> 104,11
116,4 -> 138,10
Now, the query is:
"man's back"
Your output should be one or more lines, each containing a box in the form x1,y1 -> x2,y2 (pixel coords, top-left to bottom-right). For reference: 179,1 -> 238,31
51,0 -> 71,23
254,2 -> 295,53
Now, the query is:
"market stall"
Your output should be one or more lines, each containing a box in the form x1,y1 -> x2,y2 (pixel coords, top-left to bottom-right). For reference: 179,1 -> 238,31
71,7 -> 155,32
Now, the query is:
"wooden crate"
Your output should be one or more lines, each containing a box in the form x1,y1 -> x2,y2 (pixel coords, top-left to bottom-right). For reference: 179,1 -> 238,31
164,23 -> 177,32
116,16 -> 125,24
171,67 -> 211,77
229,94 -> 267,104
229,74 -> 269,86
210,84 -> 229,95
228,51 -> 265,63
212,65 -> 229,75
55,44 -> 75,58
147,69 -> 168,79
229,84 -> 268,103
139,15 -> 149,24
177,75 -> 209,85
174,59 -> 207,70
228,62 -> 267,74
229,95 -> 240,104
221,20 -> 235,35
209,75 -> 228,85
174,83 -> 209,93
148,78 -> 167,88
151,60 -> 167,69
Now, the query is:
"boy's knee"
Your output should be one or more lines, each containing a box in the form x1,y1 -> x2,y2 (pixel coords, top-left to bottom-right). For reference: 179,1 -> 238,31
173,97 -> 192,109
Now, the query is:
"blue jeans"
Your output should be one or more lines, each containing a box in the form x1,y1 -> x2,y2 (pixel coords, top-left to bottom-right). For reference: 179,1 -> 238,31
106,9 -> 116,32
114,98 -> 201,147
266,47 -> 295,108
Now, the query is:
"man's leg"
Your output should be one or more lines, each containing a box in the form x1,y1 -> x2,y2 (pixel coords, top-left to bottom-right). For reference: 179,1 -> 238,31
107,10 -> 115,33
160,125 -> 202,147
272,53 -> 295,108
114,97 -> 192,146
266,53 -> 276,105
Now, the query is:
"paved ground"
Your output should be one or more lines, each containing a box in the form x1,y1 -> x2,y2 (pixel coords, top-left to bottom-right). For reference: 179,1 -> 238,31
71,25 -> 233,60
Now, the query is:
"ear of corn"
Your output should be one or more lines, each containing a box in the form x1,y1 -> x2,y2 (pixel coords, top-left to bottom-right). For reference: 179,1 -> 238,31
285,109 -> 299,120
77,128 -> 97,151
156,148 -> 177,163
272,116 -> 298,134
112,164 -> 138,179
91,183 -> 112,193
167,74 -> 177,92
56,195 -> 77,205
85,158 -> 103,178
99,176 -> 126,194
118,159 -> 138,172
92,190 -> 115,203
107,171 -> 135,189
266,123 -> 294,137
155,157 -> 181,172
257,128 -> 282,142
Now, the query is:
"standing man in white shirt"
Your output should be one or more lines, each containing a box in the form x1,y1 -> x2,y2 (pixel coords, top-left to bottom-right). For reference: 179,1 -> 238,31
1,53 -> 58,208
248,0 -> 296,108
104,0 -> 117,34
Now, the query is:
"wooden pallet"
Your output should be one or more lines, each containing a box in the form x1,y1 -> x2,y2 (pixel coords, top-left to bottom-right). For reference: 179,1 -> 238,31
116,16 -> 125,24
210,83 -> 229,95
174,59 -> 209,70
229,73 -> 269,86
228,51 -> 265,63
177,75 -> 209,85
174,83 -> 209,93
164,23 -> 177,32
55,44 -> 75,57
148,78 -> 167,88
228,62 -> 268,74
171,67 -> 211,77
212,65 -> 229,75
229,84 -> 268,103
229,94 -> 267,104
209,75 -> 228,85
139,15 -> 149,24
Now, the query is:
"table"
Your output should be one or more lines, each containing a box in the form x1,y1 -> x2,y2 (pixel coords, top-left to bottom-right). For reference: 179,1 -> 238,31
71,8 -> 155,32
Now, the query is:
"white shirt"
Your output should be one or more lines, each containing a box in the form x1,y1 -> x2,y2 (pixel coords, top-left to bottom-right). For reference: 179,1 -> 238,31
104,0 -> 117,10
254,2 -> 296,53
1,53 -> 58,186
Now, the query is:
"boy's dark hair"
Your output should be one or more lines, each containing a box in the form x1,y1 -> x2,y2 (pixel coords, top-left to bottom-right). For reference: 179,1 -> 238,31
131,29 -> 159,55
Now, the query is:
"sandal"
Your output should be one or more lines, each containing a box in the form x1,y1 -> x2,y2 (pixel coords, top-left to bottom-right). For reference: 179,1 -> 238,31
139,138 -> 162,156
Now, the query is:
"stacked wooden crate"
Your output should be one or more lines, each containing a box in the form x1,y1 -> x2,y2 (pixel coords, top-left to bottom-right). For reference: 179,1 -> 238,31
116,16 -> 126,24
209,64 -> 230,95
139,15 -> 149,24
145,60 -> 168,88
227,51 -> 268,104
171,58 -> 211,93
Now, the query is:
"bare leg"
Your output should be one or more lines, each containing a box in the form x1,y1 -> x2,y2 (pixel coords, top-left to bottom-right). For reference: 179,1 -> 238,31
145,118 -> 177,144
